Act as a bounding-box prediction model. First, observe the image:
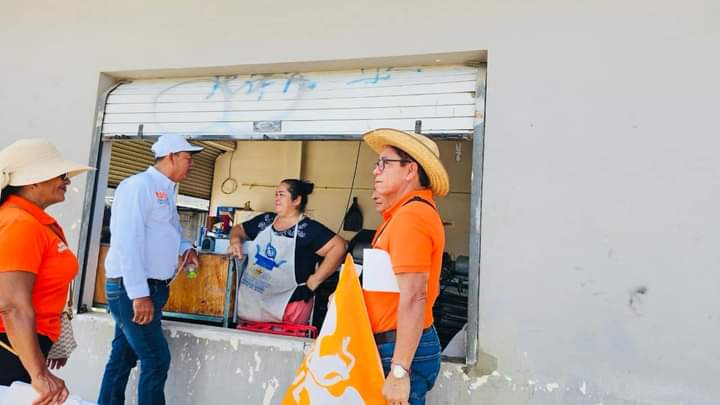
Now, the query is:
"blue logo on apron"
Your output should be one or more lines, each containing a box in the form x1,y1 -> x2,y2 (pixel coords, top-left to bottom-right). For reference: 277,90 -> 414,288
254,242 -> 287,271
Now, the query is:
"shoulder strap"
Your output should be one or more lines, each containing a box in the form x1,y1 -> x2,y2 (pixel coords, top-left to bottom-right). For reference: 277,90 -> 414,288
0,338 -> 18,356
404,196 -> 436,211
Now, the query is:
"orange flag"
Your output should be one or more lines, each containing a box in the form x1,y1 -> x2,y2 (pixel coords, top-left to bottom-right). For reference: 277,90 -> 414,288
283,254 -> 387,405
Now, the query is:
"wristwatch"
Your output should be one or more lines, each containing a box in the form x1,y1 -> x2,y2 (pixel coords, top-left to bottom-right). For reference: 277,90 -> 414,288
391,363 -> 409,379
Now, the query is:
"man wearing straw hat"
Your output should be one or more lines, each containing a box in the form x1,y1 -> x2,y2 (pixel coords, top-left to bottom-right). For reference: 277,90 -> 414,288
362,128 -> 449,405
98,135 -> 202,405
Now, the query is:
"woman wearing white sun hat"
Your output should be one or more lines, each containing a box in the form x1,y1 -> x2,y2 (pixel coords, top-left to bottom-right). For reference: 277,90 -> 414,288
0,139 -> 93,404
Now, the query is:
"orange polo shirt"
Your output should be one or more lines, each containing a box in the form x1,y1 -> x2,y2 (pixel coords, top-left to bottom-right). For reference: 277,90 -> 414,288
363,189 -> 445,333
0,195 -> 78,341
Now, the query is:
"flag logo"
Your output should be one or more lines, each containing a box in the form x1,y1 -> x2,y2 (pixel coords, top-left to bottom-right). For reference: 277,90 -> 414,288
283,255 -> 387,405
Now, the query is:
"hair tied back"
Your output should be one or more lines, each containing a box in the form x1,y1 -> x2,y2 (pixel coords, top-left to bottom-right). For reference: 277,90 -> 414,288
301,180 -> 314,195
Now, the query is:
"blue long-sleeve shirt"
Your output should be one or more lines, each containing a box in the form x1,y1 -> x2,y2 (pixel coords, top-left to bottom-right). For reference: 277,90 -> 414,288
105,166 -> 193,299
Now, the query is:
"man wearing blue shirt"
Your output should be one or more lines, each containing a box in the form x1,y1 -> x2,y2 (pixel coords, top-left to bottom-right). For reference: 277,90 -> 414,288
98,135 -> 202,405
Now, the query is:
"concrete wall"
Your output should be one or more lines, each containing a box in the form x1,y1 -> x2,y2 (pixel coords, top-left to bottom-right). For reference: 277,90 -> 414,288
2,0 -> 719,403
60,313 -> 309,405
60,313 -> 574,405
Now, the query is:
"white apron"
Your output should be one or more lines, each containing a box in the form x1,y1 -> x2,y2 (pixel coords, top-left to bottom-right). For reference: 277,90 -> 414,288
236,215 -> 301,322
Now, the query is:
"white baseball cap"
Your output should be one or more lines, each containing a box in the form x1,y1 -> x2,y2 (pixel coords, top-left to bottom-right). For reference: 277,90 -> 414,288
151,135 -> 204,158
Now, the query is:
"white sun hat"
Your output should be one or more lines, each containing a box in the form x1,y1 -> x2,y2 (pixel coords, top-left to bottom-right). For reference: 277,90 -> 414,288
0,138 -> 94,191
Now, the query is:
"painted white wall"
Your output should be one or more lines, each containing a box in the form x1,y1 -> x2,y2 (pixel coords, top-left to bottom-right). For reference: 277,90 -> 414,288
1,0 -> 718,403
58,314 -> 534,405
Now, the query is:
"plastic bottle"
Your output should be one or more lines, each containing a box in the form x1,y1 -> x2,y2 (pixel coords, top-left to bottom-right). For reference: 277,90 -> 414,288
186,263 -> 198,279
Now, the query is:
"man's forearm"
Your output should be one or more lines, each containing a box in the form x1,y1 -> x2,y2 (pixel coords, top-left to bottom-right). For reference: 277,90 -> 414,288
392,294 -> 426,369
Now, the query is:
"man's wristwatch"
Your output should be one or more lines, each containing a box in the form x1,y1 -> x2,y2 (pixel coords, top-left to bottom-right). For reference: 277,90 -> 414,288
391,363 -> 409,379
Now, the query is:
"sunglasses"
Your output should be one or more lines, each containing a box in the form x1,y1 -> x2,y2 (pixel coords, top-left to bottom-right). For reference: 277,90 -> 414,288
58,173 -> 69,181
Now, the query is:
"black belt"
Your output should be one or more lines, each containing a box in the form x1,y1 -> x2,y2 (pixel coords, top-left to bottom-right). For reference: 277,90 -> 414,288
374,325 -> 434,345
106,277 -> 171,288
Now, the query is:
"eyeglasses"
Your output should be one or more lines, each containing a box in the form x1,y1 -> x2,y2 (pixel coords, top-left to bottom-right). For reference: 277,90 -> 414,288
375,157 -> 412,172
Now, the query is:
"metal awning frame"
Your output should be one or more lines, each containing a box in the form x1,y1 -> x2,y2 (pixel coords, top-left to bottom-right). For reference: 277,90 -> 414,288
102,132 -> 473,141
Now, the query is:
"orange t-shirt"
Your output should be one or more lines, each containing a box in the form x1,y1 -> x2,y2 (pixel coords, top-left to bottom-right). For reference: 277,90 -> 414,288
0,195 -> 78,341
363,189 -> 445,333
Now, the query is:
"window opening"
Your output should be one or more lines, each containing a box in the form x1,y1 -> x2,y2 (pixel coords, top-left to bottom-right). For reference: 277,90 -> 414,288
79,60 -> 485,364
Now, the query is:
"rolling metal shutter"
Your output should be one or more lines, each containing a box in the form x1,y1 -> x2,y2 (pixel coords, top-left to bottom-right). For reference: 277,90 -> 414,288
107,140 -> 232,199
101,64 -> 483,139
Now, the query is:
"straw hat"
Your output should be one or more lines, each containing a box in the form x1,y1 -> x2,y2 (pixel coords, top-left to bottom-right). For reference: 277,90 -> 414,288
0,138 -> 94,191
363,128 -> 450,197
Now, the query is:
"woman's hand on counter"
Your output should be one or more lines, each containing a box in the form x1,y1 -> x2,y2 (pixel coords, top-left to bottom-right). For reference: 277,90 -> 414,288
230,241 -> 244,260
228,224 -> 247,260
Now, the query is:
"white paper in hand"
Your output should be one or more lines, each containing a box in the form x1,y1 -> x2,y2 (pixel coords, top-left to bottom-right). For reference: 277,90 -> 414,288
361,248 -> 400,293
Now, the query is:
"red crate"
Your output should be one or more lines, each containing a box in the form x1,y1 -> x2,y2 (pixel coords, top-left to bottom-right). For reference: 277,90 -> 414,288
236,320 -> 317,338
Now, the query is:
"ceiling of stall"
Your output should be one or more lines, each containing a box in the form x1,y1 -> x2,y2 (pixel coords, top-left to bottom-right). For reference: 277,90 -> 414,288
107,140 -> 234,199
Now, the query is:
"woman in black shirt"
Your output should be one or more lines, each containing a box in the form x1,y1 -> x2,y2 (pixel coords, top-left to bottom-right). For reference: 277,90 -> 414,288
230,179 -> 346,324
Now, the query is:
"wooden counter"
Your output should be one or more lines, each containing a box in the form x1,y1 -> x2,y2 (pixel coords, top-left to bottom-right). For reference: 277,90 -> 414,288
165,253 -> 234,317
94,245 -> 235,320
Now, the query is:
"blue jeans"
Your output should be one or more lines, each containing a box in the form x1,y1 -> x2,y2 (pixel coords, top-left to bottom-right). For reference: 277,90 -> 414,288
377,326 -> 442,405
98,279 -> 171,405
